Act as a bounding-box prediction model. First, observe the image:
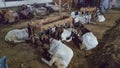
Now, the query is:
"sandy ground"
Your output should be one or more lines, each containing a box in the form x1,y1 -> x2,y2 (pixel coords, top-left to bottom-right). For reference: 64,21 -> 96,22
0,9 -> 120,68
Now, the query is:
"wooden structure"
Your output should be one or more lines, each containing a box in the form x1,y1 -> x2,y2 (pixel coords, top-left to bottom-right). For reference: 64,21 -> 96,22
53,0 -> 72,6
80,7 -> 97,13
28,16 -> 73,43
53,0 -> 73,10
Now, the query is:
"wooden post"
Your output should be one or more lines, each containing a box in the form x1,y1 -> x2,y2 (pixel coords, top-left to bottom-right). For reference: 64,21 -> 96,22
59,0 -> 61,15
68,0 -> 71,11
29,21 -> 35,43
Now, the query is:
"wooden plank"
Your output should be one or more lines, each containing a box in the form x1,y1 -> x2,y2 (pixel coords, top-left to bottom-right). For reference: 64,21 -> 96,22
40,17 -> 73,31
28,16 -> 73,43
29,16 -> 62,27
80,7 -> 96,12
28,22 -> 35,43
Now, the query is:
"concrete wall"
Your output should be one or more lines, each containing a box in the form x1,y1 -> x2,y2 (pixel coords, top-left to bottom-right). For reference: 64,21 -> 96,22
0,0 -> 53,8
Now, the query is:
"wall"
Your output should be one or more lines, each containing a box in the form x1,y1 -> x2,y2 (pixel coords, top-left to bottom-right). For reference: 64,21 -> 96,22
0,0 -> 53,8
118,0 -> 120,7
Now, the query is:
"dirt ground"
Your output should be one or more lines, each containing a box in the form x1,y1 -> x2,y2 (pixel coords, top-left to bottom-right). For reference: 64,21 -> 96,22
0,9 -> 120,68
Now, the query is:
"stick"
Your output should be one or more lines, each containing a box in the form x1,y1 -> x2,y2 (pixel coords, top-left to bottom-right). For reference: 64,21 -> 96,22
29,21 -> 35,43
59,0 -> 61,15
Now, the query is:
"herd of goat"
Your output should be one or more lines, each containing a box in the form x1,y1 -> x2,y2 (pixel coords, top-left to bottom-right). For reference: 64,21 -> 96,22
5,21 -> 98,68
0,3 -> 106,25
2,3 -> 105,68
0,3 -> 61,24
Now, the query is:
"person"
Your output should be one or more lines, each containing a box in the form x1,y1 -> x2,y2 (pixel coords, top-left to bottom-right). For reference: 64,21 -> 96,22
77,0 -> 84,9
109,0 -> 118,9
85,0 -> 94,7
0,51 -> 8,68
100,0 -> 109,12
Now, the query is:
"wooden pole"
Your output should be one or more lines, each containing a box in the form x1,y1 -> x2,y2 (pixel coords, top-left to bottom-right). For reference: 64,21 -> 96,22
29,21 -> 35,43
59,0 -> 61,16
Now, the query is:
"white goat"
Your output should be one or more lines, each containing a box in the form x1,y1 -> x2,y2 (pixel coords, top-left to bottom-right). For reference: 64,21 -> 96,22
61,28 -> 77,42
33,7 -> 48,16
46,3 -> 61,12
4,10 -> 19,23
41,39 -> 73,68
27,5 -> 49,16
97,14 -> 105,22
51,27 -> 77,42
5,28 -> 30,43
96,9 -> 105,22
71,11 -> 92,24
81,32 -> 98,50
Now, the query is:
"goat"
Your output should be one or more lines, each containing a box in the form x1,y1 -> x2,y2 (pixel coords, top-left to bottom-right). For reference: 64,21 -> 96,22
0,11 -> 5,24
5,28 -> 31,43
61,28 -> 77,42
51,26 -> 77,42
96,9 -> 105,22
41,38 -> 73,68
33,7 -> 49,16
4,10 -> 19,24
45,3 -> 61,12
71,11 -> 92,24
71,32 -> 82,49
79,25 -> 98,50
17,5 -> 34,19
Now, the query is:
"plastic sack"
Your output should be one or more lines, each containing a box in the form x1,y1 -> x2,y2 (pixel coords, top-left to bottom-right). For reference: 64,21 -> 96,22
98,15 -> 105,22
81,32 -> 98,50
0,56 -> 8,68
